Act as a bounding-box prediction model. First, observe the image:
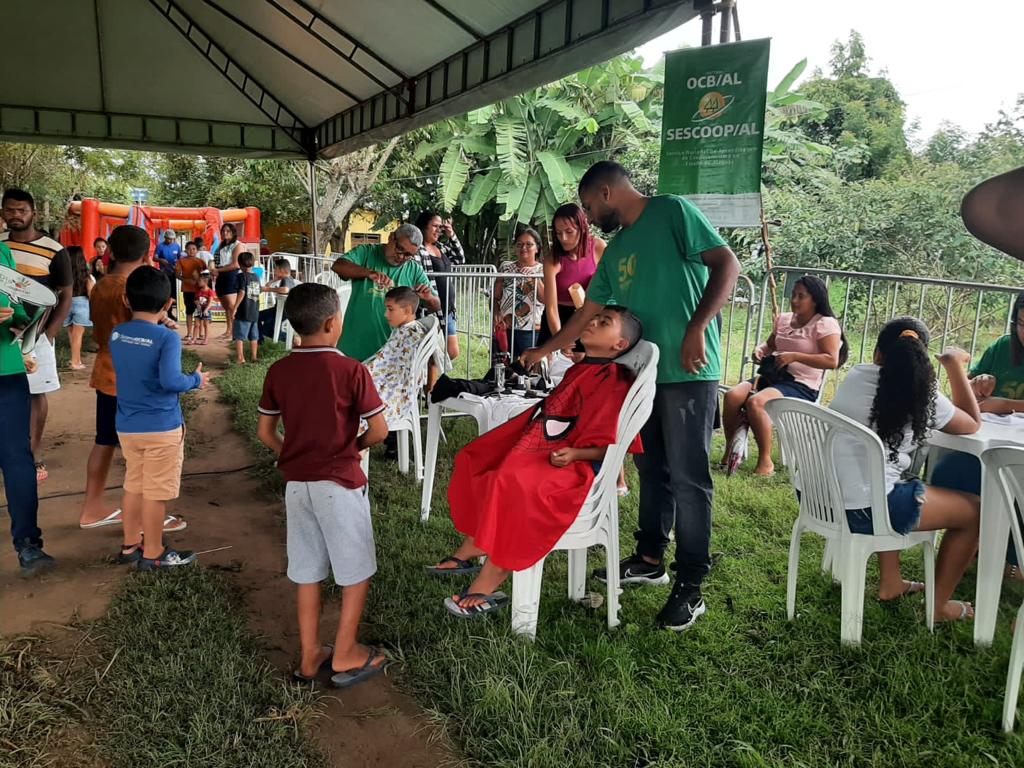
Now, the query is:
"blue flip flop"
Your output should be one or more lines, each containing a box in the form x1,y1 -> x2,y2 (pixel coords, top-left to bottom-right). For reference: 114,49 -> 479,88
292,644 -> 334,683
444,590 -> 510,619
425,556 -> 482,577
330,647 -> 387,689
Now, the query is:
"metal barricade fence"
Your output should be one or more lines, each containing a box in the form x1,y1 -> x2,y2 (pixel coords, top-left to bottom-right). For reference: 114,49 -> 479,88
748,266 -> 1021,398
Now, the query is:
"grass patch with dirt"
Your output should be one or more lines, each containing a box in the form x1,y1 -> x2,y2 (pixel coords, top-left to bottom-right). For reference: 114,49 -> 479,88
1,568 -> 327,768
213,345 -> 1024,768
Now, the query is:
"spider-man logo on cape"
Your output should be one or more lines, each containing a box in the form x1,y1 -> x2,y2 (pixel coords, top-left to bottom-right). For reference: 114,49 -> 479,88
448,358 -> 642,571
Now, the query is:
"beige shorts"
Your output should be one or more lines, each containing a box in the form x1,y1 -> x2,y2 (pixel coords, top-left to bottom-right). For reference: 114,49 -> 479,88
118,427 -> 185,501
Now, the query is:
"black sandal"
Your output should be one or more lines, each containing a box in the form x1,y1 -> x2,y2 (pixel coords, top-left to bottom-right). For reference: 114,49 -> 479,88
425,556 -> 482,577
444,590 -> 510,619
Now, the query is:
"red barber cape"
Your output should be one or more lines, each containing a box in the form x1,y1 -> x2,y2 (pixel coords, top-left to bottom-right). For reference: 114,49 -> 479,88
448,359 -> 642,571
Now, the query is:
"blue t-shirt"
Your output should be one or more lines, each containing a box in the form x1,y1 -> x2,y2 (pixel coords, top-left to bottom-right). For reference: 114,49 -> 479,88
155,241 -> 181,268
110,320 -> 201,433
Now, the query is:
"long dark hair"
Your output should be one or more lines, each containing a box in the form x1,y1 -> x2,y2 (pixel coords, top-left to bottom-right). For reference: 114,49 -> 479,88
68,246 -> 90,296
414,210 -> 440,242
869,316 -> 936,462
795,275 -> 849,366
1011,292 -> 1024,367
216,223 -> 237,255
549,203 -> 591,265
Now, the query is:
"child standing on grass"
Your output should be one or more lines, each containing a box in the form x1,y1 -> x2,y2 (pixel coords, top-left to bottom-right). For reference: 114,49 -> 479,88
257,283 -> 390,688
193,272 -> 215,345
233,251 -> 261,364
111,267 -> 208,571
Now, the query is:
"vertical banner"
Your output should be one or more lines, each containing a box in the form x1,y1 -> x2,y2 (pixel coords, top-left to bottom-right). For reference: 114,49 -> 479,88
658,39 -> 770,228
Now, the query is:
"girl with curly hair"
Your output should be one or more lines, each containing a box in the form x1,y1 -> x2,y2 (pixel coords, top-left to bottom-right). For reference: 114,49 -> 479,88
828,317 -> 982,623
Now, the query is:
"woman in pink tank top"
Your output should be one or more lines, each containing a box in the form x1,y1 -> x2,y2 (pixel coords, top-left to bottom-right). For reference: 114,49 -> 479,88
539,203 -> 606,347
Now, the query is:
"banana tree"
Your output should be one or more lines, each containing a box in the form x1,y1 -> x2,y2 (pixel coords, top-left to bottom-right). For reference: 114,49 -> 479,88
416,54 -> 663,229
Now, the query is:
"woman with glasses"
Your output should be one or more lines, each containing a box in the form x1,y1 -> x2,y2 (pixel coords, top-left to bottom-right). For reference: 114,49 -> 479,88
493,229 -> 545,357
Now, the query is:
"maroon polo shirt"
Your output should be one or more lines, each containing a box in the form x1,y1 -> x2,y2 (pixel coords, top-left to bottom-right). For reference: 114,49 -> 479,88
258,347 -> 384,488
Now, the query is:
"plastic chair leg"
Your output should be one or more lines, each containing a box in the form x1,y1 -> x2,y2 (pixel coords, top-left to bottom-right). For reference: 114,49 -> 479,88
1003,601 -> 1024,732
420,403 -> 441,522
412,416 -> 424,482
396,430 -> 409,474
821,539 -> 834,576
923,536 -> 937,632
567,548 -> 587,601
512,559 -> 546,640
786,520 -> 803,621
605,533 -> 621,630
839,541 -> 868,646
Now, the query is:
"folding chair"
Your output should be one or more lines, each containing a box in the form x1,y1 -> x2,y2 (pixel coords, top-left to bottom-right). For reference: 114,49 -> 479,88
510,341 -> 659,639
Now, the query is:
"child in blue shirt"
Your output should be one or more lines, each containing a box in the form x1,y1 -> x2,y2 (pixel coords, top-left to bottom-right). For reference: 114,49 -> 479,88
111,267 -> 208,571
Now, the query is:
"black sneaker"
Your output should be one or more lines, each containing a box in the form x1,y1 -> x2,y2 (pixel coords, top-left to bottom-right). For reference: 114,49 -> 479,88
656,581 -> 706,632
593,554 -> 670,586
137,547 -> 198,572
16,540 -> 56,577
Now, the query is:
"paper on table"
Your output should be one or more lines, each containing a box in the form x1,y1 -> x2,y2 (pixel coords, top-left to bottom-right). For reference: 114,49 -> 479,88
980,412 -> 1024,426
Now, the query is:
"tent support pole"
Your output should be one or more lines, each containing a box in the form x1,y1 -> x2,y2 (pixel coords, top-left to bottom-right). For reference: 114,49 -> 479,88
308,160 -> 320,258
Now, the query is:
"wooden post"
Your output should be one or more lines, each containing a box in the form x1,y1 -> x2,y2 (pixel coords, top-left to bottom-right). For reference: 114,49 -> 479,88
761,209 -> 780,320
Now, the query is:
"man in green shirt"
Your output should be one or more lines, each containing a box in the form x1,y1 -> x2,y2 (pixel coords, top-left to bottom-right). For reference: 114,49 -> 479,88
522,161 -> 739,632
331,224 -> 440,362
0,241 -> 54,575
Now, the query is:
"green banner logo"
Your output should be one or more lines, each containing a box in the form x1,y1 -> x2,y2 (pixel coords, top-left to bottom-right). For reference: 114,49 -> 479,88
658,39 -> 771,227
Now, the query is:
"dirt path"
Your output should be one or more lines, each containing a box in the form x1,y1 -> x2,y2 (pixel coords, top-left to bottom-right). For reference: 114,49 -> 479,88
0,328 -> 453,768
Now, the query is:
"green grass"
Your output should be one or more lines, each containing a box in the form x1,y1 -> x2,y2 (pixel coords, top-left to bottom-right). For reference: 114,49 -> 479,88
215,347 -> 1024,768
0,569 -> 327,768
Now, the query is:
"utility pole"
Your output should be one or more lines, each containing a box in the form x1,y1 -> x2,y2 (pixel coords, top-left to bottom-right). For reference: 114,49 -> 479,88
699,0 -> 741,47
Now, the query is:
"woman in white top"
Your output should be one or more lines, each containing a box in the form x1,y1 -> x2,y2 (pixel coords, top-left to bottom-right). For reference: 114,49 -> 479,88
493,229 -> 545,357
722,275 -> 846,476
211,223 -> 242,339
828,316 -> 981,623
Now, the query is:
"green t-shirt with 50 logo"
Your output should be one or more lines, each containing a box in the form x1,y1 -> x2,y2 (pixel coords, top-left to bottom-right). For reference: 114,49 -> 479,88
587,195 -> 727,384
971,334 -> 1024,400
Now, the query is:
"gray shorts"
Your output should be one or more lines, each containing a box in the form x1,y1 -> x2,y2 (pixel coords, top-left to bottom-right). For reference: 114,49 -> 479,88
285,480 -> 376,586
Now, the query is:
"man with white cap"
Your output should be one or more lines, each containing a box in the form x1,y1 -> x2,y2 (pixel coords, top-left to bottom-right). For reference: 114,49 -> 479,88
155,229 -> 181,270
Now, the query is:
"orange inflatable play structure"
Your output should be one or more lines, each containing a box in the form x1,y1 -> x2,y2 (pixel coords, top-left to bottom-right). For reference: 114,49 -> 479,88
61,199 -> 261,262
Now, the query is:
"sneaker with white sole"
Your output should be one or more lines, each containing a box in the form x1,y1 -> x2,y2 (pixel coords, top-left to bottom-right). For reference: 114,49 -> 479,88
136,547 -> 198,572
593,554 -> 670,586
656,581 -> 706,631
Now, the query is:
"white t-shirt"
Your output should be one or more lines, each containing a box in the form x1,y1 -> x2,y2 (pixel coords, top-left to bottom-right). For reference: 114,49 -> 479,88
216,241 -> 239,268
828,364 -> 955,507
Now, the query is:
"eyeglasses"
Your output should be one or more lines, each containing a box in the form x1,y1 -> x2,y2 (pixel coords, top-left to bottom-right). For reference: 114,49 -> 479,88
393,244 -> 419,259
514,242 -> 536,251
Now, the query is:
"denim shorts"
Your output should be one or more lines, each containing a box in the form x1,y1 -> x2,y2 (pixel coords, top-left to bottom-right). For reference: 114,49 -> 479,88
846,479 -> 926,535
63,295 -> 92,327
751,377 -> 817,401
446,311 -> 457,337
233,319 -> 259,341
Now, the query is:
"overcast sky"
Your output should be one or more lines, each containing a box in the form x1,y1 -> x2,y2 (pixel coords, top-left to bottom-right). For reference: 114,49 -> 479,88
636,0 -> 1024,143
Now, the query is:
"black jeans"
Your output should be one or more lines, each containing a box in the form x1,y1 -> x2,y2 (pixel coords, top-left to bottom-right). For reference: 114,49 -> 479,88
634,380 -> 718,585
0,373 -> 41,548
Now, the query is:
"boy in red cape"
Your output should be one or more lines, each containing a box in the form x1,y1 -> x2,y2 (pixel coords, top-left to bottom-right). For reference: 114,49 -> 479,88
430,306 -> 643,618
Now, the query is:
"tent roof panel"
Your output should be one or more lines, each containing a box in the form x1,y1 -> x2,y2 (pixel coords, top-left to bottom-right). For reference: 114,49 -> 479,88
0,0 -> 699,159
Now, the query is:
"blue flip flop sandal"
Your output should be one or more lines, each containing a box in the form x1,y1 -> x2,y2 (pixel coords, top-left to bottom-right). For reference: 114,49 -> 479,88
292,644 -> 334,683
444,590 -> 510,619
330,647 -> 387,689
425,556 -> 482,577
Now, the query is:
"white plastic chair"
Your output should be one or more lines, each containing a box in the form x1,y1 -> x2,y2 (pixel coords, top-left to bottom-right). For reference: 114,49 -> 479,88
981,446 -> 1024,732
764,398 -> 938,645
510,342 -> 659,640
313,269 -> 352,316
270,280 -> 301,350
388,315 -> 442,479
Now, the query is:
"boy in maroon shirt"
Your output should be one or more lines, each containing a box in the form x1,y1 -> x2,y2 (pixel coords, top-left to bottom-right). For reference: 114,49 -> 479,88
257,283 -> 389,688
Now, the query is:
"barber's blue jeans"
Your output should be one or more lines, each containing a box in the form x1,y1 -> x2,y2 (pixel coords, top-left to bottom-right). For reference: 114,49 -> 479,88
634,380 -> 719,585
0,373 -> 41,548
931,451 -> 1022,566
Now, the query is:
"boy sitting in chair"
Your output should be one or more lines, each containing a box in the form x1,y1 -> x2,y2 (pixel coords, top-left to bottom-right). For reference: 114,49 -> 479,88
428,306 -> 643,618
